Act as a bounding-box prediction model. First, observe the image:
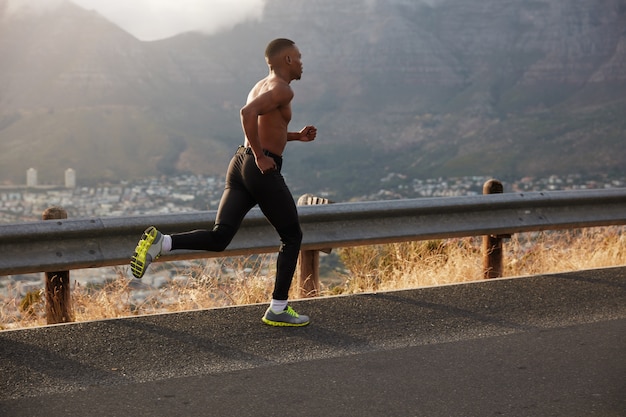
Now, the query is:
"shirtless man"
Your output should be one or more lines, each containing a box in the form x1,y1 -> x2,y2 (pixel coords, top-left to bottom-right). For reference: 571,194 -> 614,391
130,38 -> 316,326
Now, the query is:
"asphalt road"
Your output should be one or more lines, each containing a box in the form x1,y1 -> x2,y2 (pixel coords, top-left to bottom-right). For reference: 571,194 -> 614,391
1,267 -> 625,417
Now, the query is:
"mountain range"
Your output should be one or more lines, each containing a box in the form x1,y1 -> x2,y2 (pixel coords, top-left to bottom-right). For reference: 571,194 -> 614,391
1,0 -> 625,198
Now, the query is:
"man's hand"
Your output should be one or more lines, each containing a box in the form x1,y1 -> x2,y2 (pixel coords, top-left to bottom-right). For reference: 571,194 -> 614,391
256,154 -> 277,175
298,126 -> 317,142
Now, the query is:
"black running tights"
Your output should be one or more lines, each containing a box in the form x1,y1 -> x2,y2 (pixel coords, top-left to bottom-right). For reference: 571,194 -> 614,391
170,150 -> 302,300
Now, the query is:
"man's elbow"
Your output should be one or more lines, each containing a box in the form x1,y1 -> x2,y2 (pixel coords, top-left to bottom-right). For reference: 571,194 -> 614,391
240,105 -> 255,120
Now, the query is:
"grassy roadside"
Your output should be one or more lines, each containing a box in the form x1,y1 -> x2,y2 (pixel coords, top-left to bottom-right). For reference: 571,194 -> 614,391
2,226 -> 624,330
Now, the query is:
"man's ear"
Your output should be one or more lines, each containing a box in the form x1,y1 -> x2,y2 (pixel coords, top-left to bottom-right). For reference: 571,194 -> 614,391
285,55 -> 292,64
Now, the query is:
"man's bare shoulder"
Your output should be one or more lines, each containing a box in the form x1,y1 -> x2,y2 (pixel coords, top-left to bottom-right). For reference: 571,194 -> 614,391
269,78 -> 294,104
249,76 -> 293,105
247,79 -> 267,101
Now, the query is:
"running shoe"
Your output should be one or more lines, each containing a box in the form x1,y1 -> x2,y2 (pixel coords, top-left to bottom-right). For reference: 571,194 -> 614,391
262,305 -> 310,327
130,226 -> 163,279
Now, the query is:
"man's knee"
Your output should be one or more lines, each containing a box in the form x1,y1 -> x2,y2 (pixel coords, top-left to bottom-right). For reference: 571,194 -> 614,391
278,222 -> 302,246
210,223 -> 237,252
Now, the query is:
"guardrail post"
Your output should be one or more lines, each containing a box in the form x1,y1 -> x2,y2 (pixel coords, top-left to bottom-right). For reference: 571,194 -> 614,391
482,180 -> 508,279
43,206 -> 74,324
297,194 -> 333,297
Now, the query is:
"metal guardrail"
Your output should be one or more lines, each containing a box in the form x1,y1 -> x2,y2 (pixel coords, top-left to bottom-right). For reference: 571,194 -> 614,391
1,188 -> 626,276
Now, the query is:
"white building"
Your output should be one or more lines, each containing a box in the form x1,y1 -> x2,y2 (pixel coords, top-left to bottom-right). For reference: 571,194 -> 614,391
65,168 -> 76,188
26,168 -> 37,187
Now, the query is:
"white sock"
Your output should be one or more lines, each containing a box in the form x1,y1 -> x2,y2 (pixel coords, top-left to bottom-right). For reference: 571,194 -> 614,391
269,299 -> 288,313
161,235 -> 172,253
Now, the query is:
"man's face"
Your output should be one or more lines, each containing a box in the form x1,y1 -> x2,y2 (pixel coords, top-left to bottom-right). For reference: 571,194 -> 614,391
287,45 -> 303,80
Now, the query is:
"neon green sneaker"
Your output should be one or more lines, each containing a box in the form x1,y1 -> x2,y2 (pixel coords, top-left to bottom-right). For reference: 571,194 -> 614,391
130,226 -> 163,279
262,305 -> 310,327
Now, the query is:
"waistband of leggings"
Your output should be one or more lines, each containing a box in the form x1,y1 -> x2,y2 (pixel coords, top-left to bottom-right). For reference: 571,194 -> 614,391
236,146 -> 282,160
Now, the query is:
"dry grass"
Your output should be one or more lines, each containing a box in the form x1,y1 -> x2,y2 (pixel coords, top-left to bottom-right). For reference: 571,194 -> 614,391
337,238 -> 481,293
1,226 -> 624,330
336,226 -> 626,294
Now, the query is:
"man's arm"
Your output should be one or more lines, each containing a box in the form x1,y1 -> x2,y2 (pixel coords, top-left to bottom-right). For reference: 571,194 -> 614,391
240,83 -> 293,173
240,88 -> 290,155
287,126 -> 317,142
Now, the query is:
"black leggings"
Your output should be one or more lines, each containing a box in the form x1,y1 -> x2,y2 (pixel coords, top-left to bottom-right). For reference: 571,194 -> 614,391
170,147 -> 302,300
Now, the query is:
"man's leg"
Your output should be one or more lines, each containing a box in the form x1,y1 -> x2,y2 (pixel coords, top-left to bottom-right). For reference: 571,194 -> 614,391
246,164 -> 308,326
243,165 -> 302,300
170,187 -> 255,252
131,153 -> 255,278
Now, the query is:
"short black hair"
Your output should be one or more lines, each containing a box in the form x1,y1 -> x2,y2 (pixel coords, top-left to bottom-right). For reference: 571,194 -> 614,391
265,38 -> 295,59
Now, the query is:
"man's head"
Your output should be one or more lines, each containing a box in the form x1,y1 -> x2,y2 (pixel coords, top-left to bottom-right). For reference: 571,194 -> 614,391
265,38 -> 303,80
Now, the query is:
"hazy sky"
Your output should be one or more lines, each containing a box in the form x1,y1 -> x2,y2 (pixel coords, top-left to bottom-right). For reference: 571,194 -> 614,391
72,0 -> 267,40
5,0 -> 267,41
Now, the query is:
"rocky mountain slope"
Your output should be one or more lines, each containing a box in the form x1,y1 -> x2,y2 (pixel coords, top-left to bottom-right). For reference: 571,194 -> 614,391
0,0 -> 624,196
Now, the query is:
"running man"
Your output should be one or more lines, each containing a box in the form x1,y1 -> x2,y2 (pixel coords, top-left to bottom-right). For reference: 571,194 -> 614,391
130,38 -> 316,326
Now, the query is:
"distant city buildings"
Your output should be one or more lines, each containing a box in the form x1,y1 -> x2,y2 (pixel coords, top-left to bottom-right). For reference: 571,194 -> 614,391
0,172 -> 624,224
23,168 -> 77,189
0,174 -> 226,223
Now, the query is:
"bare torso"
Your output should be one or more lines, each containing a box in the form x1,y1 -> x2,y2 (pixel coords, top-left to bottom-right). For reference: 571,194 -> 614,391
244,77 -> 292,156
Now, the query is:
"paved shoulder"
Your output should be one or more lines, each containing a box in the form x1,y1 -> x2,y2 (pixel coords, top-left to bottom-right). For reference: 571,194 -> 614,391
1,267 -> 625,416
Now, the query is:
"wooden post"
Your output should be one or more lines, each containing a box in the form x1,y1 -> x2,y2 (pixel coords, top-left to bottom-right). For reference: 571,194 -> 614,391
43,206 -> 74,324
482,180 -> 506,279
297,194 -> 333,298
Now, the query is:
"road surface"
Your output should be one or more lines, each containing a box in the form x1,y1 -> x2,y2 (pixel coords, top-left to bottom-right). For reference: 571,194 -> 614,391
1,267 -> 625,416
